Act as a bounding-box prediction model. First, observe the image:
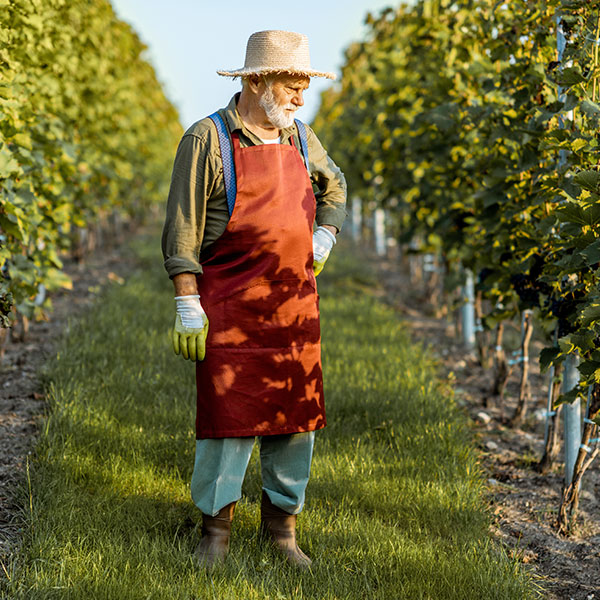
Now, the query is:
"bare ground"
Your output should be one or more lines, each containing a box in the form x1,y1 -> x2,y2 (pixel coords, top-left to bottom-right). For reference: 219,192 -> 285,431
0,241 -> 138,573
373,250 -> 600,600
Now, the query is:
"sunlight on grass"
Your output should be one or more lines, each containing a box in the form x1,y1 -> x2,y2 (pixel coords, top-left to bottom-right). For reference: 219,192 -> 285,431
2,233 -> 540,599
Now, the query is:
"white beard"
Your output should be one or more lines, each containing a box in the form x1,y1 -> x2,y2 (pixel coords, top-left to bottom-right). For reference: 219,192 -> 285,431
258,85 -> 297,129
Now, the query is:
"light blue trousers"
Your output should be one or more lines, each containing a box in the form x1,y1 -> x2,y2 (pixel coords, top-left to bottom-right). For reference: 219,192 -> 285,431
191,431 -> 316,517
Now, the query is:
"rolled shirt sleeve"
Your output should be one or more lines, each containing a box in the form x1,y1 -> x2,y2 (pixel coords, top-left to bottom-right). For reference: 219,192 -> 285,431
161,131 -> 215,279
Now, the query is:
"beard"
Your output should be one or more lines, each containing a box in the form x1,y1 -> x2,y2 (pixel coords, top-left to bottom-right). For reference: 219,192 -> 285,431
258,85 -> 297,129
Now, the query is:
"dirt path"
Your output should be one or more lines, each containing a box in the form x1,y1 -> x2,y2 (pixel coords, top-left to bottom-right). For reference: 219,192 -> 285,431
373,252 -> 600,600
0,243 -> 139,569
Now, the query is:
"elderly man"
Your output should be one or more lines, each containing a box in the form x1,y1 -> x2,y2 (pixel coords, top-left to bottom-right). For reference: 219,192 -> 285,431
161,30 -> 346,568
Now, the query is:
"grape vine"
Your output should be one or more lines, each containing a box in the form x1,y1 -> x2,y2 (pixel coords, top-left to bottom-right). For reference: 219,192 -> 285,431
0,0 -> 182,323
313,0 -> 600,530
314,0 -> 600,406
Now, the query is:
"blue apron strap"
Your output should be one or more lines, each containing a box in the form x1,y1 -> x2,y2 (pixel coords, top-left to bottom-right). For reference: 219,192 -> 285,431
208,112 -> 237,217
295,119 -> 310,175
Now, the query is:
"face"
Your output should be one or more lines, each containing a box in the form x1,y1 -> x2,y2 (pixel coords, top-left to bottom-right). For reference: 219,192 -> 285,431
257,74 -> 310,129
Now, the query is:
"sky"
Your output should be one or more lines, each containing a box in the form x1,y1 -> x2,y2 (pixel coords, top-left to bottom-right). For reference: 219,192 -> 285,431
110,0 -> 398,129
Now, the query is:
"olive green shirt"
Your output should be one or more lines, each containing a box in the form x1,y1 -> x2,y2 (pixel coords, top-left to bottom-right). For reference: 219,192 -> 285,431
161,93 -> 347,279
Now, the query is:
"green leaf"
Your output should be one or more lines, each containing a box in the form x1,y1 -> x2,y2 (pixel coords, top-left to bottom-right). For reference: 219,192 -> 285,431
583,204 -> 600,226
556,204 -> 587,226
539,346 -> 561,371
0,144 -> 21,177
558,335 -> 576,355
556,66 -> 586,86
12,133 -> 32,151
571,138 -> 589,152
22,14 -> 45,32
0,212 -> 25,241
581,303 -> 600,327
570,330 -> 596,353
581,99 -> 600,118
42,268 -> 73,292
556,387 -> 583,406
573,170 -> 600,193
577,360 -> 600,381
582,241 -> 600,265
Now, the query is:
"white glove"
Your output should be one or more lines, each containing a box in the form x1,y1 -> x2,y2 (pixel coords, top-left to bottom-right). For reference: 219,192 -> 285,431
313,226 -> 336,276
173,295 -> 208,361
174,295 -> 207,329
313,226 -> 336,262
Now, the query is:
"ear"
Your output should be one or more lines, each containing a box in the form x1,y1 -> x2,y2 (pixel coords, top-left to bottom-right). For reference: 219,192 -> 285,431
247,75 -> 263,94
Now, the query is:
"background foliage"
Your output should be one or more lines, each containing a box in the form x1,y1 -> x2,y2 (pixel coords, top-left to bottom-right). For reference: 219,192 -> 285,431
313,0 -> 600,405
0,0 -> 182,322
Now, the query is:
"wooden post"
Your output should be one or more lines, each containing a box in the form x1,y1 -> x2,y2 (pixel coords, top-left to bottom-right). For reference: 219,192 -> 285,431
492,322 -> 509,406
510,310 -> 534,426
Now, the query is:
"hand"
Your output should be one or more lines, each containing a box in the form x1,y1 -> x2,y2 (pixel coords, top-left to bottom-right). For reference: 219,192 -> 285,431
172,295 -> 209,361
312,226 -> 336,276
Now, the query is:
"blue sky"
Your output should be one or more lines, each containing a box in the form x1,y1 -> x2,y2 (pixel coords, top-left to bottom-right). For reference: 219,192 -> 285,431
110,0 -> 398,129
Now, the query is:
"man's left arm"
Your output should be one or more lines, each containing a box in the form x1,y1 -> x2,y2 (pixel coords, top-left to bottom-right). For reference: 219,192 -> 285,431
304,126 -> 347,274
305,125 -> 348,235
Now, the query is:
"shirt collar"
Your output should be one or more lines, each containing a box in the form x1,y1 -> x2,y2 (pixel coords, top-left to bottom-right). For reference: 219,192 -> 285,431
223,93 -> 297,144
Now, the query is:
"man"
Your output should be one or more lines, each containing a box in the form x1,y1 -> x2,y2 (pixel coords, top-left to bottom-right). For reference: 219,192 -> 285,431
161,30 -> 347,568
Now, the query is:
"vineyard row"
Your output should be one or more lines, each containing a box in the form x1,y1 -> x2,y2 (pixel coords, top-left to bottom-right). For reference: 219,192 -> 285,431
312,0 -> 600,532
0,0 -> 182,325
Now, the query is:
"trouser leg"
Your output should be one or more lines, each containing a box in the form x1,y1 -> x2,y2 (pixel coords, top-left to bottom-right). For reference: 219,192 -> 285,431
259,431 -> 316,514
191,437 -> 255,517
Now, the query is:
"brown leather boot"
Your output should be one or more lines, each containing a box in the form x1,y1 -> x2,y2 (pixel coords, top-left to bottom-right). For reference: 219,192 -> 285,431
195,502 -> 236,568
260,491 -> 312,568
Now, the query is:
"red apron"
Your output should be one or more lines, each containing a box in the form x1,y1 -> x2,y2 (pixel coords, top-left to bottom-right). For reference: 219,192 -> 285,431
194,132 -> 325,439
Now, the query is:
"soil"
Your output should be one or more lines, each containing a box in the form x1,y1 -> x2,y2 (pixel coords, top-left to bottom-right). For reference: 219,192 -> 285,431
2,236 -> 600,599
373,250 -> 600,600
0,240 -> 139,572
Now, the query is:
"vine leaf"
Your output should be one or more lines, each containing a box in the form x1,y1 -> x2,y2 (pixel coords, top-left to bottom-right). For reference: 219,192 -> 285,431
581,241 -> 600,266
555,66 -> 586,87
540,346 -> 561,371
580,304 -> 600,327
573,170 -> 600,193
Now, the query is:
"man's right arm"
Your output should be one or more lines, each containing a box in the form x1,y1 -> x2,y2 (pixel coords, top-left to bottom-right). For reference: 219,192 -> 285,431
173,272 -> 199,296
163,129 -> 215,360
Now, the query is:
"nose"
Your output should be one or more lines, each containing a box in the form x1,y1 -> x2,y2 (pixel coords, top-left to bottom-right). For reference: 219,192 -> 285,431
293,90 -> 304,107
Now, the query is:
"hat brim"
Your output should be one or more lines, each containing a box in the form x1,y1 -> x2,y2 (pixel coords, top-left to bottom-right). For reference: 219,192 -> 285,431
217,66 -> 336,80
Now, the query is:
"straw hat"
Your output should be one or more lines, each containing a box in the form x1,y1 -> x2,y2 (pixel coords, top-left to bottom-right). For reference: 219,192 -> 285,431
217,30 -> 336,80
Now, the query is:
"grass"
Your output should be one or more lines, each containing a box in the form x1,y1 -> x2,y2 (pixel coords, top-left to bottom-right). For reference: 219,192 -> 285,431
1,232 -> 540,599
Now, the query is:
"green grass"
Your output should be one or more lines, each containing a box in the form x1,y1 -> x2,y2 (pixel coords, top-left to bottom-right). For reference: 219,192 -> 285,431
1,233 -> 540,599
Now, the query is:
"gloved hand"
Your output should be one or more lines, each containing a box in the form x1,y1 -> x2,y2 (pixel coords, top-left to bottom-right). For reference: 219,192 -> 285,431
312,226 -> 336,276
172,294 -> 209,361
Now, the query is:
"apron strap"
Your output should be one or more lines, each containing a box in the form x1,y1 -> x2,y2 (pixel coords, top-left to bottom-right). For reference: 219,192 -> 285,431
294,119 -> 310,175
207,113 -> 311,217
208,112 -> 237,217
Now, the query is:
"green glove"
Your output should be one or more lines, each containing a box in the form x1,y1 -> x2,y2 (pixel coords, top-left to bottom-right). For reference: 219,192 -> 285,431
313,256 -> 327,277
312,226 -> 337,276
172,295 -> 209,361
